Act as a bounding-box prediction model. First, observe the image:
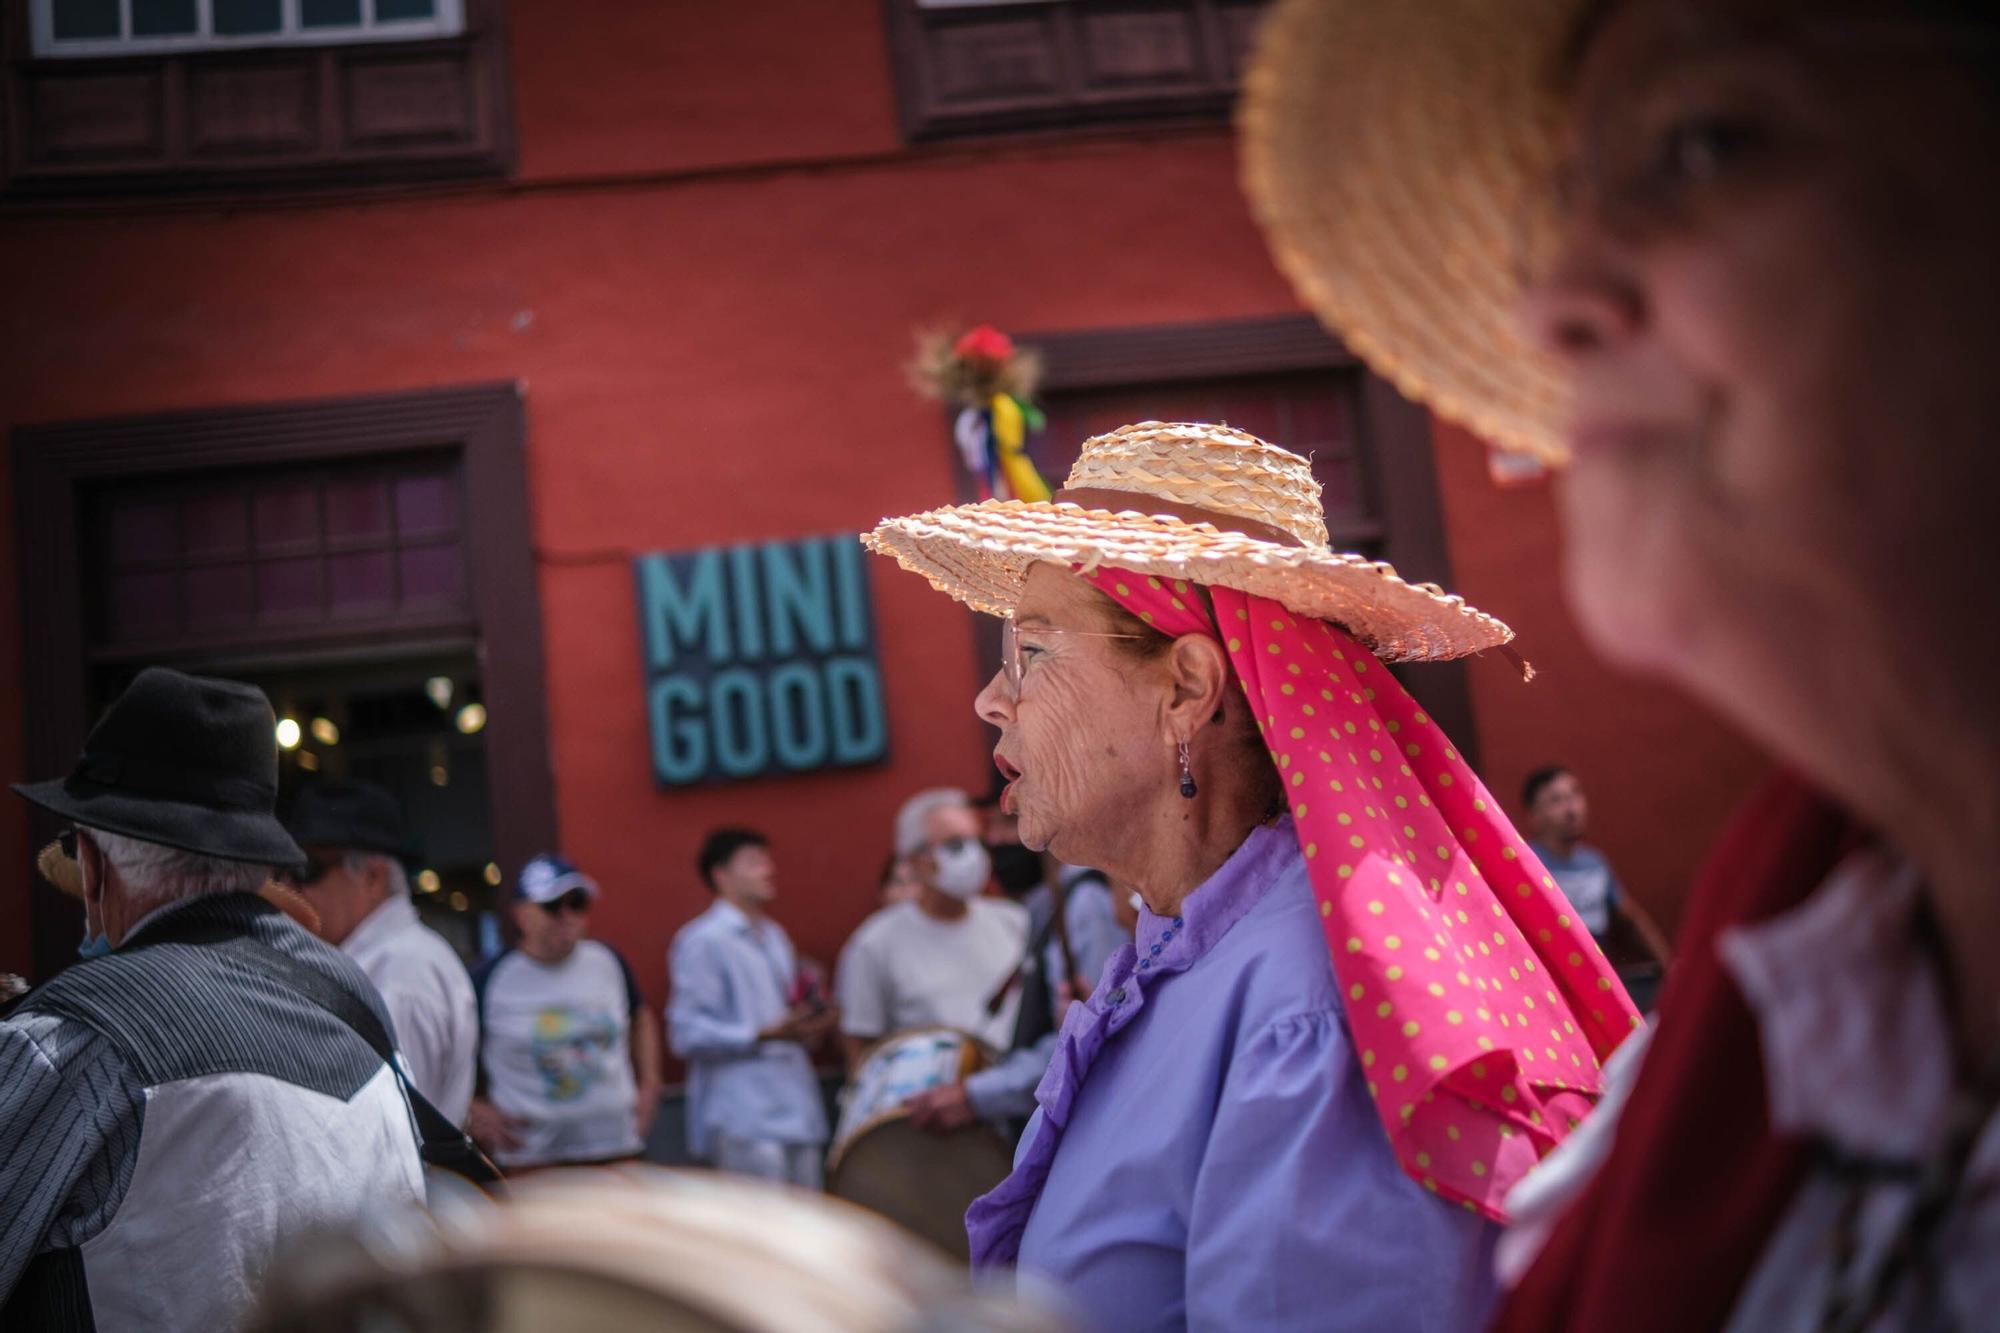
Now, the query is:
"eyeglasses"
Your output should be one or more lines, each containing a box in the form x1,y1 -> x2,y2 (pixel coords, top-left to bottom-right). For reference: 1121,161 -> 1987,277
999,619 -> 1152,696
925,836 -> 981,858
537,888 -> 592,916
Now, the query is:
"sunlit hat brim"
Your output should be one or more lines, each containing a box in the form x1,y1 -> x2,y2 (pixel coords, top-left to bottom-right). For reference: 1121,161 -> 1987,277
1240,0 -> 1585,463
864,498 -> 1513,663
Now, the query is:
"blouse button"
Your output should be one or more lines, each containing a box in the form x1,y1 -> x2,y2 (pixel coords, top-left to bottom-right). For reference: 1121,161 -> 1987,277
1173,916 -> 1186,928
1149,943 -> 1162,956
1108,988 -> 1128,1005
1138,959 -> 1152,971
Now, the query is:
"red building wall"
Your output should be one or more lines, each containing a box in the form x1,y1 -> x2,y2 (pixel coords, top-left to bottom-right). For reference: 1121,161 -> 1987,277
1427,423 -> 1769,932
0,1 -> 1766,992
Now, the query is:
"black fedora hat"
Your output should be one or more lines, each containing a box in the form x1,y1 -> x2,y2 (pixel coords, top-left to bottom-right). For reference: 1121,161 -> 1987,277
13,666 -> 304,868
284,779 -> 414,859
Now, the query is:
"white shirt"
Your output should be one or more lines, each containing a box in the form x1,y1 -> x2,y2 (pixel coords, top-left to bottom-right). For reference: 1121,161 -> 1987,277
835,896 -> 1029,1053
341,893 -> 479,1124
1718,850 -> 2000,1331
0,895 -> 425,1332
667,899 -> 829,1159
475,940 -> 643,1167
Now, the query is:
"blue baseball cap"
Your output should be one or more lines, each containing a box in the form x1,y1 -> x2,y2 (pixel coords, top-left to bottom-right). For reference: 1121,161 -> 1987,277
515,852 -> 600,904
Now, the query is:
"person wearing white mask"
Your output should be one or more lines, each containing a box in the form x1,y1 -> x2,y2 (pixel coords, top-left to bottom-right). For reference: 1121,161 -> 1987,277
835,788 -> 1029,1071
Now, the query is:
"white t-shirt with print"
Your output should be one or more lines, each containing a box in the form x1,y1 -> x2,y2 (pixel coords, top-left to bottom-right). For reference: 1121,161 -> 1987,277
474,939 -> 643,1167
835,897 -> 1029,1053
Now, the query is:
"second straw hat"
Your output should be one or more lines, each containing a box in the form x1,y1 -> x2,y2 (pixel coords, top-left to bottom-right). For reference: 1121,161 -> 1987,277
1239,0 -> 1584,463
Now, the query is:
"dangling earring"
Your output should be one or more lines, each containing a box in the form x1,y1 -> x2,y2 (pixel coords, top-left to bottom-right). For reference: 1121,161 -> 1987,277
1178,739 -> 1198,800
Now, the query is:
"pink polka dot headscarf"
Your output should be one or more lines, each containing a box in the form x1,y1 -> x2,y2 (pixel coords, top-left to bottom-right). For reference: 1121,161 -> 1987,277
1083,566 -> 1642,1222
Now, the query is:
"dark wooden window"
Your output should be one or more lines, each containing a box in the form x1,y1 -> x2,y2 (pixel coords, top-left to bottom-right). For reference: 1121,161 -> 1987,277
952,315 -> 1484,779
89,453 -> 473,656
2,0 -> 511,198
884,0 -> 1271,142
13,383 -> 554,978
33,0 -> 462,57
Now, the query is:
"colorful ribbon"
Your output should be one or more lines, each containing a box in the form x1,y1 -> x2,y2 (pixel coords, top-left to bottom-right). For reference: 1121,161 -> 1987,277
1084,568 -> 1641,1220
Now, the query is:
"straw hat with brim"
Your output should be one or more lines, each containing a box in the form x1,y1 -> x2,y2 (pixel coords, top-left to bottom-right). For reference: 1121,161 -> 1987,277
12,666 -> 305,868
35,835 -> 322,937
1239,0 -> 1583,464
864,420 -> 1512,662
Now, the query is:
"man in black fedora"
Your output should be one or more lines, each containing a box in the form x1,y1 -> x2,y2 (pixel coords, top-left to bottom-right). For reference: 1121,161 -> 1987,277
0,667 -> 425,1332
284,779 -> 478,1124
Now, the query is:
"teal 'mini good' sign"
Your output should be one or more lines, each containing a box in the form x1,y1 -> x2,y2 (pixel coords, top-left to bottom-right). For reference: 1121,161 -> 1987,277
635,535 -> 888,785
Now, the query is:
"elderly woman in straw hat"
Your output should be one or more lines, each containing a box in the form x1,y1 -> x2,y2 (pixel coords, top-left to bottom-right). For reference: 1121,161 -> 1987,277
1244,1 -> 2000,1329
866,422 -> 1638,1331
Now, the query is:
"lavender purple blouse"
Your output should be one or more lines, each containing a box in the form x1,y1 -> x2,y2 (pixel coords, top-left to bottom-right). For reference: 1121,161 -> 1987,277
966,819 -> 1499,1332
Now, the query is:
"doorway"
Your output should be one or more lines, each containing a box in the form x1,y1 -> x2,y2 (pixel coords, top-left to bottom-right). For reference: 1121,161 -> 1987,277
14,383 -> 553,980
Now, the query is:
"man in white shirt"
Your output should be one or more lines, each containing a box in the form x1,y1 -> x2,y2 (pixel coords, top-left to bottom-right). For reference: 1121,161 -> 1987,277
668,827 -> 834,1187
836,789 -> 1028,1069
1,669 -> 423,1331
911,867 -> 1131,1133
283,779 -> 479,1124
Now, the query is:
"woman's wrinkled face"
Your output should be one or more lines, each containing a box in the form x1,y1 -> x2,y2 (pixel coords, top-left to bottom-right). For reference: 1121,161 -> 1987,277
1521,0 -> 2000,708
975,564 -> 1173,863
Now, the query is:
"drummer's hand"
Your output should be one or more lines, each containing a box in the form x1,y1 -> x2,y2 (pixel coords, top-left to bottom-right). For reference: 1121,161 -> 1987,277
466,1096 -> 525,1153
905,1082 -> 977,1134
633,1079 -> 662,1141
760,1004 -> 830,1044
797,1005 -> 841,1046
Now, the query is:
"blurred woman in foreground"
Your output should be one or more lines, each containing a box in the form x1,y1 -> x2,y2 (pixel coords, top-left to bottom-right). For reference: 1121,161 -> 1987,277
1245,1 -> 2000,1326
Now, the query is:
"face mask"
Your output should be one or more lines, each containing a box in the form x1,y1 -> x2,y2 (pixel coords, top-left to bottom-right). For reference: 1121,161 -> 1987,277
928,838 -> 992,900
988,842 -> 1044,896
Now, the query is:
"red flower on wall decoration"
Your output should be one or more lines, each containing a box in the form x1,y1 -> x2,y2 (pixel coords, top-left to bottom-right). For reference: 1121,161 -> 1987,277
952,324 -> 1016,365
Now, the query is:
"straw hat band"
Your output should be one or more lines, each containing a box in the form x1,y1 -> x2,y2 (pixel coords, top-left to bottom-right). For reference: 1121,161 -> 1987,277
1062,420 -> 1330,547
1053,487 -> 1307,549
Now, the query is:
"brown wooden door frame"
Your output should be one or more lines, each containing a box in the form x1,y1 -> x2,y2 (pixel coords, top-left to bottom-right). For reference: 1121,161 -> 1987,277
11,380 -> 555,978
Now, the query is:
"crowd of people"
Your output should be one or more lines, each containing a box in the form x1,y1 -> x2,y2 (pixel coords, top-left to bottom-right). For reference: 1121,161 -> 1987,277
0,667 -> 1170,1328
4,0 -> 1997,1327
0,650 -> 1703,1331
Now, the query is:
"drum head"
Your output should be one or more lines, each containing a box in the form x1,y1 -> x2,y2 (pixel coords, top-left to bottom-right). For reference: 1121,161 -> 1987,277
246,1166 -> 1074,1332
826,1115 -> 1014,1260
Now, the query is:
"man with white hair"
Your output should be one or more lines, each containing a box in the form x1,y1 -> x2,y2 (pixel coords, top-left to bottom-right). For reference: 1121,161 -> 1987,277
0,668 -> 424,1332
835,788 -> 1028,1070
284,778 -> 479,1123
